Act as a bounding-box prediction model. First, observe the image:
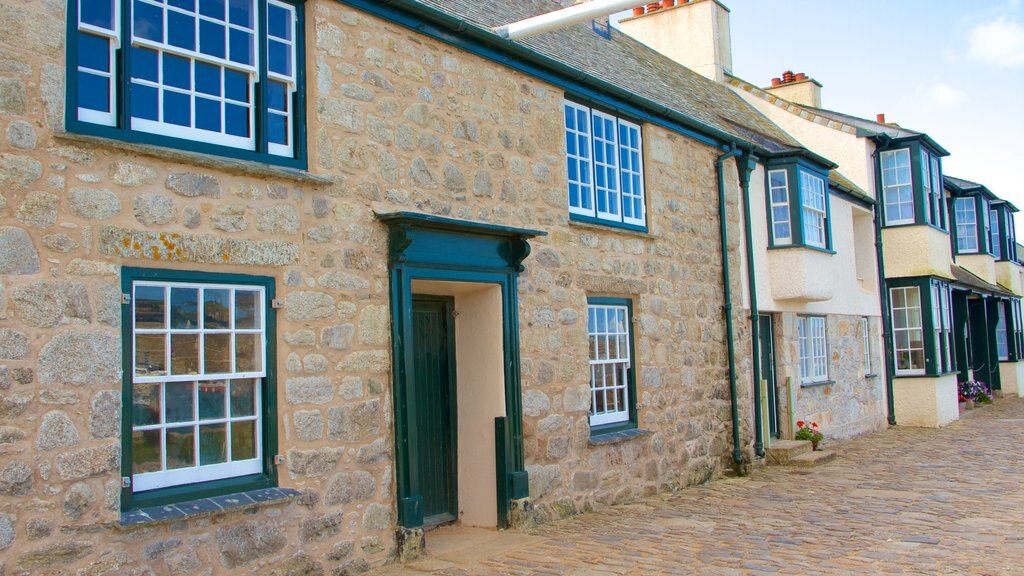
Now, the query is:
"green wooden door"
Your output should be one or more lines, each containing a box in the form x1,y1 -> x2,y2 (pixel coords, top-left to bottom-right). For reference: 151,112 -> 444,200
411,296 -> 458,526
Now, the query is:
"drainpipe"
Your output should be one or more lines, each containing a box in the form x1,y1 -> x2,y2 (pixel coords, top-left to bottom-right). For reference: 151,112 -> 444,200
493,0 -> 646,39
717,144 -> 747,470
737,152 -> 763,457
873,201 -> 897,425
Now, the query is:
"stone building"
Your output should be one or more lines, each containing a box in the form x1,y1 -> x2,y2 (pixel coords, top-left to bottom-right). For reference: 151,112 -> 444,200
0,0 -> 840,573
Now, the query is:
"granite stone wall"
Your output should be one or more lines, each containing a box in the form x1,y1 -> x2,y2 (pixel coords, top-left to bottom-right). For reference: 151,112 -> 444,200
0,0 -> 754,573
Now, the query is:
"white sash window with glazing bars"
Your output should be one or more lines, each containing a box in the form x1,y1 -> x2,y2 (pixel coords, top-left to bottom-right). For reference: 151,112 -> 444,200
800,172 -> 827,248
768,169 -> 791,244
587,304 -> 632,427
890,286 -> 926,375
130,280 -> 265,492
955,197 -> 979,253
798,316 -> 828,384
881,149 -> 914,225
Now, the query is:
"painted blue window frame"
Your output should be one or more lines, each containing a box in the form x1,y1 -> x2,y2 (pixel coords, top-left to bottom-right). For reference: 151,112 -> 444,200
586,297 -> 638,436
120,266 -> 278,511
764,158 -> 833,251
66,0 -> 307,169
564,100 -> 647,232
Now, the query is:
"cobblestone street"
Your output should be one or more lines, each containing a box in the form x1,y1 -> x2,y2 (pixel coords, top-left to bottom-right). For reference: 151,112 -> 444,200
375,398 -> 1024,575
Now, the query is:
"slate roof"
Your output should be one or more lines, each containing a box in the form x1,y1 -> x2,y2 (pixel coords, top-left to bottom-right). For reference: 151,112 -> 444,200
944,175 -> 1000,201
412,0 -> 805,155
950,264 -> 1016,297
828,170 -> 874,205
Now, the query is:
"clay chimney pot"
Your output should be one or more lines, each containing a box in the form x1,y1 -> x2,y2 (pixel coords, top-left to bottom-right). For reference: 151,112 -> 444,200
876,113 -> 886,124
771,78 -> 781,86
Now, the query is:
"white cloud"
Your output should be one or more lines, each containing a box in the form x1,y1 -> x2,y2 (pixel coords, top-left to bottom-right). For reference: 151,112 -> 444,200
929,83 -> 967,110
968,16 -> 1024,67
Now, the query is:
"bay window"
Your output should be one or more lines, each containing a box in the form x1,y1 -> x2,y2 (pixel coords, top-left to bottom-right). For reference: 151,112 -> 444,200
765,160 -> 832,250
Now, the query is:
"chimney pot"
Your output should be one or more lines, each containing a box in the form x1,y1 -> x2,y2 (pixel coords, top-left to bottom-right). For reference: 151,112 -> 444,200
782,71 -> 795,83
647,2 -> 661,11
661,0 -> 675,8
876,113 -> 886,124
771,77 -> 781,86
795,72 -> 807,81
632,6 -> 645,15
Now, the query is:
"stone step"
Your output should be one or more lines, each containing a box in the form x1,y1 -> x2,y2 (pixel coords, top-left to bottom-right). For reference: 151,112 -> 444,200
765,439 -> 812,465
789,449 -> 837,467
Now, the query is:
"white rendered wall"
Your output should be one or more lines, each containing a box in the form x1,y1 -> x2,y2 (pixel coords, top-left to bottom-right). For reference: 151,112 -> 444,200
999,361 -> 1024,397
957,254 -> 997,285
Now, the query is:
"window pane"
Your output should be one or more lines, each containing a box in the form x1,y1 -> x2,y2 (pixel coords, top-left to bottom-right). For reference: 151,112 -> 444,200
198,380 -> 227,420
168,0 -> 194,10
196,97 -> 222,132
204,333 -> 231,374
199,0 -> 225,19
130,46 -> 159,82
165,426 -> 195,469
170,333 -> 200,375
267,80 -> 287,112
199,19 -> 226,59
268,3 -> 291,39
78,72 -> 111,113
133,383 -> 161,426
167,10 -> 196,51
166,382 -> 195,422
131,83 -> 159,121
228,0 -> 254,27
268,39 -> 291,76
225,103 -> 249,137
230,379 -> 256,417
195,62 -> 221,96
133,0 -> 164,43
81,0 -> 115,29
135,285 -> 166,328
163,90 -> 191,127
203,289 -> 230,328
224,69 -> 248,102
235,290 -> 260,329
135,334 -> 167,376
170,287 -> 199,329
268,113 -> 287,146
228,28 -> 254,65
231,420 -> 256,460
199,423 -> 227,465
163,53 -> 191,90
132,429 -> 162,474
78,32 -> 110,72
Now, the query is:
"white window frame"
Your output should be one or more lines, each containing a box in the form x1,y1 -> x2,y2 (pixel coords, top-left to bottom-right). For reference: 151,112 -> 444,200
955,197 -> 979,253
922,149 -> 934,226
768,169 -> 792,245
930,155 -> 946,230
939,282 -> 953,372
130,280 -> 266,492
881,149 -> 914,226
563,100 -> 646,228
890,286 -> 926,376
76,0 -> 122,127
798,316 -> 828,384
991,208 -> 1002,260
591,109 -> 621,222
997,302 -> 1009,361
800,171 -> 828,249
587,303 -> 633,427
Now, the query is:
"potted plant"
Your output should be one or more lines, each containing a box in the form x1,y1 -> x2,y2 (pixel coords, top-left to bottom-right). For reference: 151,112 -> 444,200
958,380 -> 993,409
795,420 -> 824,451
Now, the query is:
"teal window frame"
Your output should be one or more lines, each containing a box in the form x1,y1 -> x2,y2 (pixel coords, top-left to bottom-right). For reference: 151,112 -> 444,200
764,158 -> 833,252
990,203 -> 1019,262
951,193 -> 991,256
888,277 -> 956,377
586,297 -> 638,436
120,266 -> 278,511
65,0 -> 307,169
878,140 -> 948,231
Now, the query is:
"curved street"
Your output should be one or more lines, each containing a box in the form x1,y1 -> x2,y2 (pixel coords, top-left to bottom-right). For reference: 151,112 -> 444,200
375,398 -> 1024,575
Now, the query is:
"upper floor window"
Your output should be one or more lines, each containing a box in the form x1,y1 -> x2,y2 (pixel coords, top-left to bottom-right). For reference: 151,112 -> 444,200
123,267 -> 277,510
997,302 -> 1009,361
955,197 -> 979,253
881,149 -> 913,225
587,299 -> 637,434
564,100 -> 646,231
69,0 -> 305,167
991,208 -> 1002,259
765,162 -> 831,250
989,203 -> 1019,262
797,316 -> 828,385
879,143 -> 946,229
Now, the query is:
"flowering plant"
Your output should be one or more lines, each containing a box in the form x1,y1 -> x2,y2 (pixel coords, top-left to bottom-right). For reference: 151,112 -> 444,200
959,380 -> 993,403
794,420 -> 823,443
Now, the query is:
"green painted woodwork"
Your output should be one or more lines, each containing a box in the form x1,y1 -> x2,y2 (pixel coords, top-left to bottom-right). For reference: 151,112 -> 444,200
875,138 -> 949,230
64,1 -> 308,169
969,298 -> 997,388
119,267 -> 278,511
888,276 -> 955,378
759,315 -> 780,438
380,212 -> 544,530
953,290 -> 971,383
763,156 -> 835,252
411,296 -> 459,525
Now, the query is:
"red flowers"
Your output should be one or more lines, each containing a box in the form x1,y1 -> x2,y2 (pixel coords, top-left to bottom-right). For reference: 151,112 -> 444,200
796,420 -> 804,427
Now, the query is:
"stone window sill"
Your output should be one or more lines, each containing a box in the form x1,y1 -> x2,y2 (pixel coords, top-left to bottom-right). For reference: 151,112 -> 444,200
118,487 -> 301,529
865,373 -> 879,379
588,427 -> 653,446
800,380 -> 834,389
568,219 -> 657,239
53,131 -> 332,186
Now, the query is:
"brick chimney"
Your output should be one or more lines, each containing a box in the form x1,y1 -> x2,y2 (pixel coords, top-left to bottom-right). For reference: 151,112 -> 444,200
763,70 -> 822,108
618,0 -> 734,82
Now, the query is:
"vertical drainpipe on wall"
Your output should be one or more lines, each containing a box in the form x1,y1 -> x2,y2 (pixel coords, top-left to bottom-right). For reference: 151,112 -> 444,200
873,200 -> 898,425
717,143 -> 748,472
738,152 -> 763,457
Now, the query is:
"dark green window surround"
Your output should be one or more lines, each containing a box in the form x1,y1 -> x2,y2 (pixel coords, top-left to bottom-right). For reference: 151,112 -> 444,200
950,193 -> 992,256
586,297 -> 639,437
990,202 -> 1019,262
887,276 -> 956,378
998,298 -> 1024,362
120,267 -> 277,511
66,0 -> 307,169
764,157 -> 834,252
877,139 -> 948,231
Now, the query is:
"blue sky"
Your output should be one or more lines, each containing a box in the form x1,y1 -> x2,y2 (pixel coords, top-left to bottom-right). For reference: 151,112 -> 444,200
614,1 -> 1024,213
